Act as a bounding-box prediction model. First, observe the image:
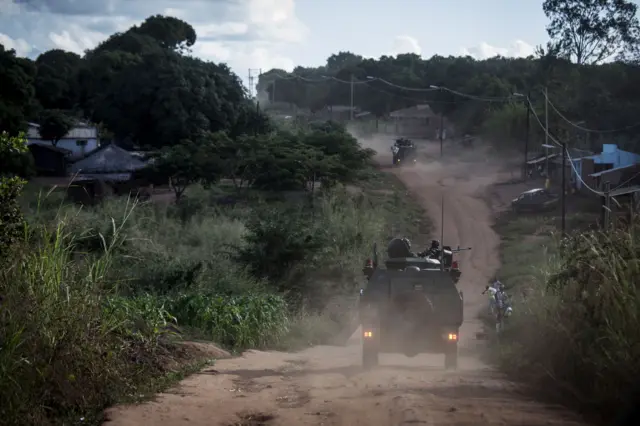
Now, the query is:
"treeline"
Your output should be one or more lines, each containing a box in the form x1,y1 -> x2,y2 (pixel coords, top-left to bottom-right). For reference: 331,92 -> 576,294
0,15 -> 268,148
258,0 -> 640,151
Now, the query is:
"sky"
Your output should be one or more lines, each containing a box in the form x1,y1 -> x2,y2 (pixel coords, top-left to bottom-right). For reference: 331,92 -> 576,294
0,0 -> 602,91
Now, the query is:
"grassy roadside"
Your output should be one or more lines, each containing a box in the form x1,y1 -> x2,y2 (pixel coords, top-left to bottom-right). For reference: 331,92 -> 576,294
489,197 -> 640,424
0,166 -> 431,426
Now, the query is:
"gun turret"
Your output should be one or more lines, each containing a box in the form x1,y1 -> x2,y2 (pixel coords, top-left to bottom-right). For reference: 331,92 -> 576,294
449,246 -> 472,253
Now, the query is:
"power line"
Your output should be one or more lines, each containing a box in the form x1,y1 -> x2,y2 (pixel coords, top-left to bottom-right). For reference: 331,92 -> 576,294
362,82 -> 472,104
434,86 -> 515,102
265,73 -> 513,97
527,98 -> 604,196
545,92 -> 640,133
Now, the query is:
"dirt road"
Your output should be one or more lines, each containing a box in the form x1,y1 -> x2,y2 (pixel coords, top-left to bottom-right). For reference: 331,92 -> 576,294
104,141 -> 587,426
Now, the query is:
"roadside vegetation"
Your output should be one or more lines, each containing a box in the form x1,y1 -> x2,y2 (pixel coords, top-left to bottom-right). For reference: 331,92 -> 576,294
0,128 -> 429,425
490,208 -> 639,424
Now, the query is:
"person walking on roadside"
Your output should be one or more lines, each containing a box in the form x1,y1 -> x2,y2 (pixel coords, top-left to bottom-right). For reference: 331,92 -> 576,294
482,282 -> 498,315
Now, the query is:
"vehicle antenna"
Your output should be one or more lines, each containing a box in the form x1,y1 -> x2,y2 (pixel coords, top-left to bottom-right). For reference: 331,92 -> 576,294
440,192 -> 445,272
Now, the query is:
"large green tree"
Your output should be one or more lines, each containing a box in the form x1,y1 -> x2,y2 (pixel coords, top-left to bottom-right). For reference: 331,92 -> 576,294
0,44 -> 36,135
82,15 -> 249,148
542,0 -> 640,65
34,49 -> 83,111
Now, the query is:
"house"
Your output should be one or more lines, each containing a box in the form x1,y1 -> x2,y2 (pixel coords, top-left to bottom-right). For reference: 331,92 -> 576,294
28,142 -> 72,176
27,121 -> 99,160
570,144 -> 640,193
67,144 -> 151,204
69,144 -> 148,179
388,104 -> 440,138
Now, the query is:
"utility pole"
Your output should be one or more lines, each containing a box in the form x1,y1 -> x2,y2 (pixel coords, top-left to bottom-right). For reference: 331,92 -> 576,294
350,74 -> 354,121
247,68 -> 262,98
561,142 -> 566,236
439,113 -> 444,157
524,90 -> 531,180
544,86 -> 550,186
272,78 -> 276,103
604,181 -> 612,230
440,193 -> 445,272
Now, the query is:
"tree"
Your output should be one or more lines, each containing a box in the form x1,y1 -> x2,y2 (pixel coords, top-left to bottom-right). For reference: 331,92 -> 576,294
37,109 -> 74,146
0,44 -> 36,135
149,138 -> 223,201
86,17 -> 248,149
34,49 -> 83,110
543,0 -> 640,65
302,121 -> 375,183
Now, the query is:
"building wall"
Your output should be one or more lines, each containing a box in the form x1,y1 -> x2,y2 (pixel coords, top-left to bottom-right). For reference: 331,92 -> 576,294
588,144 -> 640,168
575,158 -> 597,194
27,123 -> 99,159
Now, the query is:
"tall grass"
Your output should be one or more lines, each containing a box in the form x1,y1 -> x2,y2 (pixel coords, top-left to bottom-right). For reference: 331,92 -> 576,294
0,207 -> 172,425
495,215 -> 640,422
1,175 -> 420,424
1,190 -> 289,424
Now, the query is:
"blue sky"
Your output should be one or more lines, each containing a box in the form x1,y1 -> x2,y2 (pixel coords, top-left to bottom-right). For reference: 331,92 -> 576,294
291,0 -> 549,67
0,0 -> 634,89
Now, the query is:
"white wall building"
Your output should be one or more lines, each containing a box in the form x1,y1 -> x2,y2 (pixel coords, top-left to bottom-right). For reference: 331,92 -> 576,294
27,121 -> 99,160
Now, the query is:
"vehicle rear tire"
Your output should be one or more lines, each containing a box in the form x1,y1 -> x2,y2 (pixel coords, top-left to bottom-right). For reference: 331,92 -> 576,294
444,344 -> 458,370
362,341 -> 379,369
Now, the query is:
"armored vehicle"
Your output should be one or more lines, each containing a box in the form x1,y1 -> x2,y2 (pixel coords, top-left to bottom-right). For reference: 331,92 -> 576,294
391,137 -> 417,166
360,240 -> 464,369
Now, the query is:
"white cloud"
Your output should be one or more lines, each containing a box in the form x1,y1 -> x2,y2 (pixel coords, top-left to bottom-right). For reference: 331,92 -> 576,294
246,0 -> 308,43
460,40 -> 535,59
48,24 -> 106,54
0,32 -> 32,55
391,35 -> 421,56
194,42 -> 295,75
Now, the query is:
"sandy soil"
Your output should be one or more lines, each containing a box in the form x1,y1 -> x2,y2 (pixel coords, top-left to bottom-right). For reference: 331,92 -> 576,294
103,138 -> 588,426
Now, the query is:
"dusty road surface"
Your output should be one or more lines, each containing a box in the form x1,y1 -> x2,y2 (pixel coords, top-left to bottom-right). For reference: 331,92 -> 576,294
104,140 -> 588,426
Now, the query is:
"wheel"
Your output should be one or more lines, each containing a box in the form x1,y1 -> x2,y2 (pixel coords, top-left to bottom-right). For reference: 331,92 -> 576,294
444,343 -> 458,370
362,340 -> 379,369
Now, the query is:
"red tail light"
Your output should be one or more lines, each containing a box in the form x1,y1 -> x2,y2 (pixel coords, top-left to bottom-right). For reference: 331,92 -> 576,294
452,260 -> 459,269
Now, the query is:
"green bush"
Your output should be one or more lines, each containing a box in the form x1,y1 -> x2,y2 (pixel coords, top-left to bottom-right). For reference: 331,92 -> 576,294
238,190 -> 386,311
495,217 -> 640,422
0,216 -> 169,424
165,293 -> 289,350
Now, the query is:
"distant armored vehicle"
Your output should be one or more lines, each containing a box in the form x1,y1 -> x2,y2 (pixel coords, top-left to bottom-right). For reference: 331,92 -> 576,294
391,138 -> 417,166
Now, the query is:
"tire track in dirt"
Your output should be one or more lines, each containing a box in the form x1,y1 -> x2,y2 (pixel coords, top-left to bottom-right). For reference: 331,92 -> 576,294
103,141 -> 590,426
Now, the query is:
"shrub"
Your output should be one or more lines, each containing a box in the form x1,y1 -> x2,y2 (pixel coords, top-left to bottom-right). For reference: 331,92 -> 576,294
238,190 -> 386,311
165,293 -> 289,350
0,215 -> 170,424
495,217 -> 640,422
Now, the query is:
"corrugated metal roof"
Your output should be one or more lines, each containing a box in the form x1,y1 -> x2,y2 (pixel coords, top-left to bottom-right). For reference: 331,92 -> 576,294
70,144 -> 148,174
589,163 -> 638,177
610,185 -> 640,197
